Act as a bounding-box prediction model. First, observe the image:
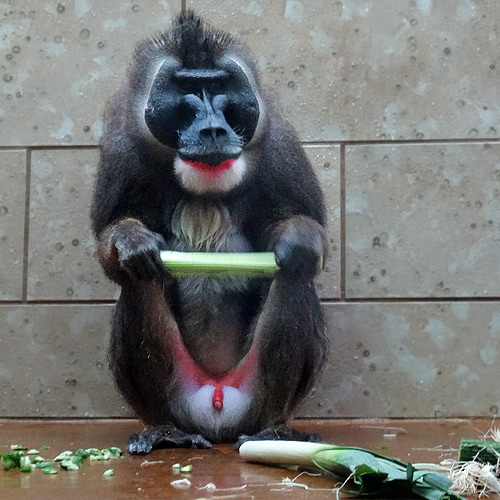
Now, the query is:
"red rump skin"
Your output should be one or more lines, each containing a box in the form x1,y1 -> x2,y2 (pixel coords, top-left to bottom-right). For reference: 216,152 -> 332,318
170,328 -> 258,412
185,158 -> 236,176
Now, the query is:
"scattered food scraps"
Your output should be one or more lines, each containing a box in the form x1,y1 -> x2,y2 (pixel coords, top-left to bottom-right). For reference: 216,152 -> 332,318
0,446 -> 123,475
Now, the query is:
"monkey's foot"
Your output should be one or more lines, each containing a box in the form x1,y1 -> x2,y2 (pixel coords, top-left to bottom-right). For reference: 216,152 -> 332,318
128,424 -> 212,454
234,425 -> 322,451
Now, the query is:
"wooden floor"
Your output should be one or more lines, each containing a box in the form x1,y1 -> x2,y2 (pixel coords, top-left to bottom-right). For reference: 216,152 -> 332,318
0,419 -> 497,499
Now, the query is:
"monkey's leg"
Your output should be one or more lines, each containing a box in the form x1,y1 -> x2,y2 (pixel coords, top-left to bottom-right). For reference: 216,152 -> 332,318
235,273 -> 327,449
112,282 -> 214,454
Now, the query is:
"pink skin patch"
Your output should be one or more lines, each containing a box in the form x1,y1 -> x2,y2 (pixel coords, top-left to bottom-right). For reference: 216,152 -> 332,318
184,158 -> 236,177
171,330 -> 258,412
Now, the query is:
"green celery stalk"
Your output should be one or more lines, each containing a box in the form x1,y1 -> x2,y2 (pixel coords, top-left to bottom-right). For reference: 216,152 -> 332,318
161,251 -> 279,276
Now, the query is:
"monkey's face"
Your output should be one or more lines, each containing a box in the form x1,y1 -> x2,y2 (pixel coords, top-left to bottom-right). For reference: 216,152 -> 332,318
144,56 -> 262,194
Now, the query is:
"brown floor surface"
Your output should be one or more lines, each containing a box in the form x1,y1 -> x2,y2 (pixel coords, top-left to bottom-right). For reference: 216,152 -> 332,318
0,418 -> 497,499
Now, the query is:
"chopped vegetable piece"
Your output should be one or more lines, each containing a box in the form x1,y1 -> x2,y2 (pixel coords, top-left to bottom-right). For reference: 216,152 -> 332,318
172,463 -> 181,470
35,461 -> 55,469
60,459 -> 79,471
10,444 -> 27,451
19,456 -> 35,473
161,251 -> 279,276
40,445 -> 50,450
70,455 -> 84,467
74,448 -> 90,459
42,467 -> 58,475
54,451 -> 73,461
26,449 -> 40,455
32,456 -> 47,463
458,438 -> 500,465
180,464 -> 193,473
103,469 -> 114,477
1,458 -> 16,471
1,452 -> 23,470
107,447 -> 122,457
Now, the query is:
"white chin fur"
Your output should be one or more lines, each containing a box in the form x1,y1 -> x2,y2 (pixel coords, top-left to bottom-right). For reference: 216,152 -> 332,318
174,156 -> 247,194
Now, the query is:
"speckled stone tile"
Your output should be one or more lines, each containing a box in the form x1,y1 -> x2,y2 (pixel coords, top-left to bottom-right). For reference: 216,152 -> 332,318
189,1 -> 500,141
0,1 -> 177,146
0,150 -> 26,300
345,143 -> 500,298
4,301 -> 496,419
298,301 -> 500,419
305,145 -> 341,299
28,149 -> 117,300
0,304 -> 126,417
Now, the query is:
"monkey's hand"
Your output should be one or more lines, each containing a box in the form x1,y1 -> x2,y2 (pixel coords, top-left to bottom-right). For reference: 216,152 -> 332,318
273,216 -> 328,280
97,218 -> 169,283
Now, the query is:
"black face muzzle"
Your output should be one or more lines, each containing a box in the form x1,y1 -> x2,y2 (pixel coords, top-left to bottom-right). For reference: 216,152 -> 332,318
178,93 -> 242,166
145,59 -> 260,155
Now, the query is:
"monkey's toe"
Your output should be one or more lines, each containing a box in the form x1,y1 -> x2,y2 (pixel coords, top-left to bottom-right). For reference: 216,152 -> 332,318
127,432 -> 153,455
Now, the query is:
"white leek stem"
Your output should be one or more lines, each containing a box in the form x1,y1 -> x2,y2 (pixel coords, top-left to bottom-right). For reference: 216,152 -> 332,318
239,440 -> 328,467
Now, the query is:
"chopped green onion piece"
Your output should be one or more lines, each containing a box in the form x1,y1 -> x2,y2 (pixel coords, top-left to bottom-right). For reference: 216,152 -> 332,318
172,463 -> 181,470
60,459 -> 79,471
26,449 -> 40,455
1,452 -> 23,470
180,464 -> 193,473
19,456 -> 35,473
107,447 -> 122,457
1,458 -> 16,471
161,251 -> 279,276
42,467 -> 58,474
70,455 -> 84,467
10,444 -> 27,451
33,456 -> 47,463
103,469 -> 114,477
40,445 -> 50,450
35,461 -> 54,469
54,451 -> 73,461
74,448 -> 89,459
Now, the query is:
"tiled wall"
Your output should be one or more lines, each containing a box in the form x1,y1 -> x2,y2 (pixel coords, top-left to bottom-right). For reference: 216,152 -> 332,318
0,1 -> 499,418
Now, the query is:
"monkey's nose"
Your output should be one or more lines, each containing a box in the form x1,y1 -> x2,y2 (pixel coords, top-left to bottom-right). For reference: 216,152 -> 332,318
199,126 -> 228,141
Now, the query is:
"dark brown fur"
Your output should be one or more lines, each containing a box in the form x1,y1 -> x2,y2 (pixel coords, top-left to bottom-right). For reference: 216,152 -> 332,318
91,12 -> 328,453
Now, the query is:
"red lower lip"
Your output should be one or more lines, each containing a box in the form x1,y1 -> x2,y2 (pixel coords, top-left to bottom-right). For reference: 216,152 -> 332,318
185,158 -> 236,175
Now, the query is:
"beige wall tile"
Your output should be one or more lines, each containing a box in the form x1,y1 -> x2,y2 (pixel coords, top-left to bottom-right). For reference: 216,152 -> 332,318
28,149 -> 117,300
298,302 -> 500,418
0,1 -> 178,146
189,1 -> 500,141
0,305 -> 126,417
0,150 -> 26,300
4,301 -> 496,419
345,143 -> 500,298
305,145 -> 341,299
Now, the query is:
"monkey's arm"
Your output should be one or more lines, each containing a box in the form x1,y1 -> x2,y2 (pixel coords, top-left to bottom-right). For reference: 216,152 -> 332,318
91,138 -> 176,284
271,215 -> 328,280
96,217 -> 168,285
247,116 -> 328,280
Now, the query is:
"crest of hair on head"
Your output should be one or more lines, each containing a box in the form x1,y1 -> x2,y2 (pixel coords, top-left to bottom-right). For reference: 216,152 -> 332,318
150,11 -> 238,67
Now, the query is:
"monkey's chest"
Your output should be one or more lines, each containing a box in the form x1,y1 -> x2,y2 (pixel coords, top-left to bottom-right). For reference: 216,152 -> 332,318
168,198 -> 255,369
